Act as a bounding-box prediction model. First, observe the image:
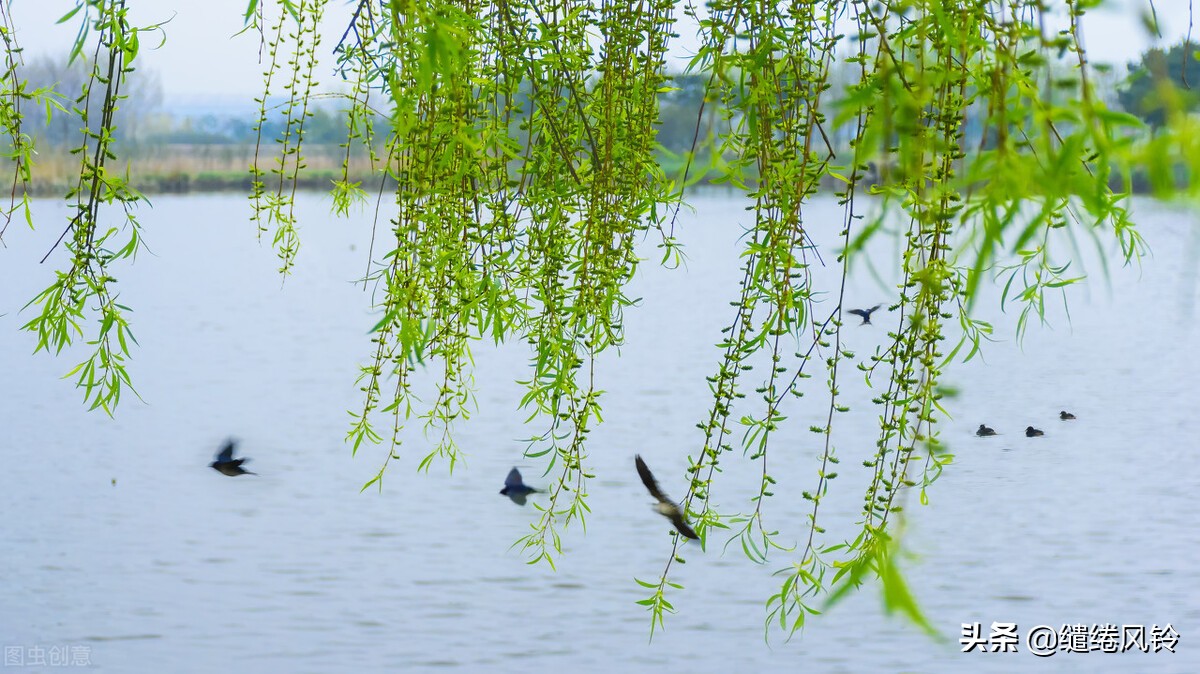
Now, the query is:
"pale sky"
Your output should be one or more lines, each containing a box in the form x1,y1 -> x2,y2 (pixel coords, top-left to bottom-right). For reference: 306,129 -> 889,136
6,0 -> 1197,104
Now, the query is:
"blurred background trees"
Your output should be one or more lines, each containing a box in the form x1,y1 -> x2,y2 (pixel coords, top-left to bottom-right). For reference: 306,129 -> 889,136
1118,41 -> 1200,129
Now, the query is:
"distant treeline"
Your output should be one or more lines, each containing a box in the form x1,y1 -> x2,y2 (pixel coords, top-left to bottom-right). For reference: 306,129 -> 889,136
18,55 -> 362,148
10,51 -> 1163,195
12,55 -> 808,154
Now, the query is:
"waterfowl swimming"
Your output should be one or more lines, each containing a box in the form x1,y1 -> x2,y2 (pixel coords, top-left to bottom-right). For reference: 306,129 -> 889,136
976,424 -> 997,437
1025,426 -> 1044,437
1060,411 -> 1076,420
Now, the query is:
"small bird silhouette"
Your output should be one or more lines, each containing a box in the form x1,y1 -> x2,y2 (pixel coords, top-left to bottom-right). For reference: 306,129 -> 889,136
1060,410 -> 1076,420
635,455 -> 699,540
976,424 -> 997,437
848,304 -> 882,325
1025,426 -> 1044,437
499,467 -> 541,506
210,439 -> 256,476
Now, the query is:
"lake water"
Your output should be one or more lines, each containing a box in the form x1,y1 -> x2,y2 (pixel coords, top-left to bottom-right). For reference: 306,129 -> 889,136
1,193 -> 1197,673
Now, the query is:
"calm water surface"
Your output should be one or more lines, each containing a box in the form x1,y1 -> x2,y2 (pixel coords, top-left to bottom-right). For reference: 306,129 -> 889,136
2,194 -> 1197,672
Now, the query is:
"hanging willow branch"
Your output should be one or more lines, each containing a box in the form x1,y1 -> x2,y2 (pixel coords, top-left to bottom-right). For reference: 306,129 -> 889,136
17,0 -> 163,415
6,0 -> 1170,638
241,0 -> 1148,635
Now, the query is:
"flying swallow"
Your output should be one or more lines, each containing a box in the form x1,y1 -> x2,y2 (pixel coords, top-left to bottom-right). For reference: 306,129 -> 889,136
210,439 -> 256,476
1025,426 -> 1044,437
499,467 -> 541,506
634,455 -> 699,540
848,304 -> 882,325
1060,410 -> 1076,420
976,424 -> 997,437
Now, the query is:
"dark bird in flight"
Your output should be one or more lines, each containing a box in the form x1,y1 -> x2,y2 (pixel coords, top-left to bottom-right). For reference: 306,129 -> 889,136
848,304 -> 882,325
210,439 -> 256,476
499,467 -> 541,506
1060,410 -> 1076,420
634,455 -> 699,540
849,304 -> 888,326
1025,426 -> 1044,437
976,424 -> 997,437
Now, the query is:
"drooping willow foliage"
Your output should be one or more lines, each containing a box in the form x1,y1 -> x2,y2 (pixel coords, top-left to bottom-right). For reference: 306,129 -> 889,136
5,1 -> 163,413
6,0 -> 1184,636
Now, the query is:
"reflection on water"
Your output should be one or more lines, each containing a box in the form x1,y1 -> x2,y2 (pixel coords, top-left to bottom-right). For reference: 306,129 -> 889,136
1,194 -> 1197,672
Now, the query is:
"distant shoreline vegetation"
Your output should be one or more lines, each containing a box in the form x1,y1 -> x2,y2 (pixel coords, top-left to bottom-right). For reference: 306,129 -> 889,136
6,54 -> 1184,197
17,144 -> 386,196
14,145 -> 736,196
9,143 -> 1178,197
